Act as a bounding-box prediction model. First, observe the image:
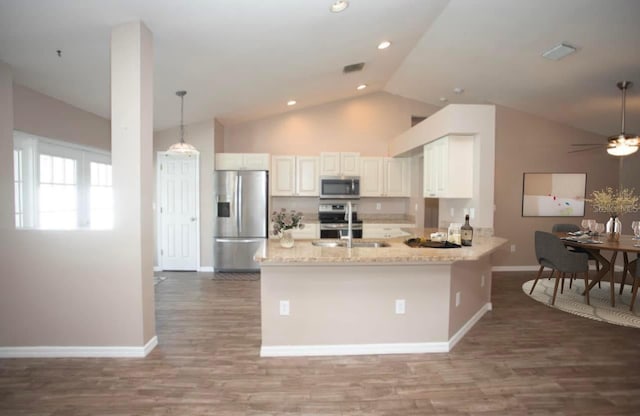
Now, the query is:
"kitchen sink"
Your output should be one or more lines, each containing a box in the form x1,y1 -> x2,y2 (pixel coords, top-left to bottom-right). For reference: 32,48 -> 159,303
311,240 -> 390,248
350,241 -> 390,248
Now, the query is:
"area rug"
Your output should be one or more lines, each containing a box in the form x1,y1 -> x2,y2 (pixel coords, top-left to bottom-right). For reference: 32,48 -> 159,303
154,275 -> 167,286
522,279 -> 640,329
210,272 -> 260,281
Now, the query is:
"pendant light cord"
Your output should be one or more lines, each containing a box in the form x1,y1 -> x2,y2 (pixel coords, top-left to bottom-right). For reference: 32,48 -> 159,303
180,93 -> 185,144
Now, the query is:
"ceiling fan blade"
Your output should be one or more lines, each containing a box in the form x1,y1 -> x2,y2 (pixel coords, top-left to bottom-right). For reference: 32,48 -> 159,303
568,147 -> 600,154
570,143 -> 605,147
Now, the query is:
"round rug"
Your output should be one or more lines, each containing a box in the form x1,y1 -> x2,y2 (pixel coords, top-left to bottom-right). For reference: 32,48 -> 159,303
522,278 -> 640,329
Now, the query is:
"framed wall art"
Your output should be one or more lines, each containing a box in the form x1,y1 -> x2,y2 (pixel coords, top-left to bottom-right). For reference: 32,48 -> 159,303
522,173 -> 586,217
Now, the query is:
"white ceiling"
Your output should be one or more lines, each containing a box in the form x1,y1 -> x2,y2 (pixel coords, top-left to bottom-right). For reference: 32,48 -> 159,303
0,0 -> 639,138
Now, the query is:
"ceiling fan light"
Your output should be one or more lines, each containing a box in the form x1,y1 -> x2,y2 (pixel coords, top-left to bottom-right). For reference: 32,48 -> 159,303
607,142 -> 638,156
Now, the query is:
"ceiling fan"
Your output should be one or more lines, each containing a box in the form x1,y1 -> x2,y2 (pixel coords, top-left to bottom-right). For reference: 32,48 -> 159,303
570,81 -> 639,156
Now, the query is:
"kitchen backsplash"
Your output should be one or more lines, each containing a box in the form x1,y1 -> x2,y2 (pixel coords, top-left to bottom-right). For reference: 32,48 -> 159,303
271,196 -> 410,217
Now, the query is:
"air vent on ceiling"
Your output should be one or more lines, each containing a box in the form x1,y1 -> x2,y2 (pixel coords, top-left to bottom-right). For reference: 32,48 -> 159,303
343,62 -> 365,73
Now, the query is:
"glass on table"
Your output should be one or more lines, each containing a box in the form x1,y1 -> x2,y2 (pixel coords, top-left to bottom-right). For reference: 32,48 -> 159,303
595,223 -> 605,241
632,221 -> 640,240
587,219 -> 597,234
581,219 -> 590,232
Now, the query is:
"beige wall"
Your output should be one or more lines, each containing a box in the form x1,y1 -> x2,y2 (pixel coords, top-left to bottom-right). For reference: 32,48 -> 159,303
449,257 -> 492,337
223,92 -> 439,156
14,84 -> 111,150
0,23 -> 155,350
153,120 -> 216,268
493,105 -> 620,267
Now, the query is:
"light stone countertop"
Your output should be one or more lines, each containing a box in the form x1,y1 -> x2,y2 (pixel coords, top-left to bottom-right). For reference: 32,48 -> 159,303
255,229 -> 508,266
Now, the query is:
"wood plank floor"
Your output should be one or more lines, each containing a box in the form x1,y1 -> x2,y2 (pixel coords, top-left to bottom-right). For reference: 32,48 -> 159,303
1,271 -> 640,415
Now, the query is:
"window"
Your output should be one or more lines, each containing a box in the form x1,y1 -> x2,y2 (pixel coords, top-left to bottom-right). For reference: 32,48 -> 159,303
89,161 -> 113,229
13,131 -> 112,230
38,154 -> 78,229
13,149 -> 23,227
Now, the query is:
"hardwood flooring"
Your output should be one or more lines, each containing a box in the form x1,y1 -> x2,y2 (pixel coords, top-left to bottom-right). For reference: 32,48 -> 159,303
1,271 -> 640,415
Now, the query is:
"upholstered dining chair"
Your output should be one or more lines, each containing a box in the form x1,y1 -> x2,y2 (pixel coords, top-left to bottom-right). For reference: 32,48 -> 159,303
552,223 -> 601,288
531,231 -> 590,306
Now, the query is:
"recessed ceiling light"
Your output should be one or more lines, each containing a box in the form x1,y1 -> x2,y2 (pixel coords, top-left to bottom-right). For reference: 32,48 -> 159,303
357,84 -> 367,91
287,100 -> 297,106
453,87 -> 464,94
377,41 -> 391,50
439,97 -> 448,102
330,1 -> 349,13
542,42 -> 577,61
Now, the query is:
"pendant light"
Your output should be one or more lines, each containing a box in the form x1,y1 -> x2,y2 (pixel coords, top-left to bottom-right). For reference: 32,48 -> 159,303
607,81 -> 639,156
167,90 -> 198,155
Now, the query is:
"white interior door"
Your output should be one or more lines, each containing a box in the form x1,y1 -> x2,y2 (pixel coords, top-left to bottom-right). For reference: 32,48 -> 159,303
158,153 -> 199,271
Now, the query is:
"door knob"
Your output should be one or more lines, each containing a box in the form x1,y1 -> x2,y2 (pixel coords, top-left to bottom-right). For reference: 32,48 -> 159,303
191,217 -> 197,222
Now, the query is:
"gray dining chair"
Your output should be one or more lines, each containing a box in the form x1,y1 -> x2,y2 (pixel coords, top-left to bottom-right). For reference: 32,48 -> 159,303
531,231 -> 590,306
552,223 -> 601,289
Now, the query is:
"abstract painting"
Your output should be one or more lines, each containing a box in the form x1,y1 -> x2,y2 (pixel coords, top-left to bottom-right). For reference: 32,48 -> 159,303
522,173 -> 586,217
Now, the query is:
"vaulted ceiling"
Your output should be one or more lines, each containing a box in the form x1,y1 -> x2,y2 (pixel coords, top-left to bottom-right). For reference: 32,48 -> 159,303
1,0 -> 639,139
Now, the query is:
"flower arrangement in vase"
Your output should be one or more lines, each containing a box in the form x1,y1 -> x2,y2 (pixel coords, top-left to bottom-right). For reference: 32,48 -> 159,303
587,187 -> 639,241
271,209 -> 304,248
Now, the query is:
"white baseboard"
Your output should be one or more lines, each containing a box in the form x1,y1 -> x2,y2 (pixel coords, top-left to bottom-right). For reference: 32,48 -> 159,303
261,341 -> 450,357
261,302 -> 492,358
0,335 -> 158,358
448,302 -> 492,351
198,266 -> 214,272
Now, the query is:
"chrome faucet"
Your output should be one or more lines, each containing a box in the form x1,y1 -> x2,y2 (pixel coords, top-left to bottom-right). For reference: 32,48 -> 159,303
343,201 -> 353,248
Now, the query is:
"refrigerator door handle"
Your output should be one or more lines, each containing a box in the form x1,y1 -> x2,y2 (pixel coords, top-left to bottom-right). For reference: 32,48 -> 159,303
237,174 -> 243,233
215,238 -> 263,243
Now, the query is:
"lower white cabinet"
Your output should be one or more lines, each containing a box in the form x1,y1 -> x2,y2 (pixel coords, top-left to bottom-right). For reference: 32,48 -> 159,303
270,223 -> 319,240
360,157 -> 410,197
362,223 -> 413,239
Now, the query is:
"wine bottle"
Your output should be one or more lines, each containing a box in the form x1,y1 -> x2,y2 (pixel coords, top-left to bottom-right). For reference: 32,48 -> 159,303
461,214 -> 473,246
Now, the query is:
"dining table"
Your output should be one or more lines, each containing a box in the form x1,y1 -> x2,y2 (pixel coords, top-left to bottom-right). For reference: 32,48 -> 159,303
560,233 -> 640,310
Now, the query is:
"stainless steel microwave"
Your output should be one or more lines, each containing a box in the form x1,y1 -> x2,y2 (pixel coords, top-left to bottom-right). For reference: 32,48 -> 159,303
319,176 -> 360,199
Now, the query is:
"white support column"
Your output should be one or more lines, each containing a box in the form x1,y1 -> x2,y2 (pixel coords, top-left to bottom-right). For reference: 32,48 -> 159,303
110,21 -> 156,346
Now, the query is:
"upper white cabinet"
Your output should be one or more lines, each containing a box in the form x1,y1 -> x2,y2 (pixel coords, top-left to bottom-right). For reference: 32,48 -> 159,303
360,157 -> 411,197
215,153 -> 270,171
423,135 -> 473,198
320,152 -> 360,176
271,155 -> 319,196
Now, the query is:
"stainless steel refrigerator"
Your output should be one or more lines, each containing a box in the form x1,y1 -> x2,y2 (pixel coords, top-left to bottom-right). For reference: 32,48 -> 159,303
213,170 -> 268,272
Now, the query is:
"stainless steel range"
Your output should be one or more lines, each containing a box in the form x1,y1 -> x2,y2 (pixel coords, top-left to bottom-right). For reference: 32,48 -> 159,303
318,201 -> 363,239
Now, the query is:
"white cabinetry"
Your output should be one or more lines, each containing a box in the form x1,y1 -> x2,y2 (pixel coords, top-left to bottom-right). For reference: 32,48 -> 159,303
215,153 -> 270,170
363,223 -> 413,239
423,136 -> 473,198
360,157 -> 410,197
271,155 -> 319,196
320,152 -> 360,176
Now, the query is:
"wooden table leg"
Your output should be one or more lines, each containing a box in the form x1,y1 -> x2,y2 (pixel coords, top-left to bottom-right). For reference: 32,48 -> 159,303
586,249 -> 611,292
609,251 -> 618,307
619,252 -> 630,295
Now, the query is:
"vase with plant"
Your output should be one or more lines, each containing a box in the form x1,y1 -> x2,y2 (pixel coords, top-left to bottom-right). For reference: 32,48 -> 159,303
587,187 -> 639,242
271,208 -> 304,248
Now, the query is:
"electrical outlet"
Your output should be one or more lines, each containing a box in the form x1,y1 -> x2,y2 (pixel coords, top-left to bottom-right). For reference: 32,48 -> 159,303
510,244 -> 516,253
470,208 -> 475,219
450,208 -> 455,217
414,203 -> 418,212
455,292 -> 461,307
395,299 -> 406,314
376,203 -> 381,210
481,274 -> 485,287
279,300 -> 290,316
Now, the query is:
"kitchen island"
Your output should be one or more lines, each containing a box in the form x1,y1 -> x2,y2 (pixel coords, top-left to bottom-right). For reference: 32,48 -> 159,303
255,231 -> 507,357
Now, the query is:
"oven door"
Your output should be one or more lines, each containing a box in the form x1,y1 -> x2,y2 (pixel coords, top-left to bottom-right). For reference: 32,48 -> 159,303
320,223 -> 363,239
320,177 -> 360,199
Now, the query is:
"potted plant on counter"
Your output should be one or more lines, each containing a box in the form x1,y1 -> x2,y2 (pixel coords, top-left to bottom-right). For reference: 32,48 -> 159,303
587,187 -> 639,241
271,209 -> 305,248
